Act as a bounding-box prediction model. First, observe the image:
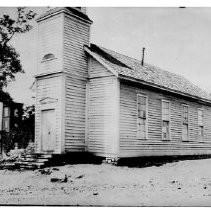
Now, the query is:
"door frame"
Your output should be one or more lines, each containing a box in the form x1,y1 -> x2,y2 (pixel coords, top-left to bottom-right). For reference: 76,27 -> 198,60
39,98 -> 58,154
41,108 -> 56,153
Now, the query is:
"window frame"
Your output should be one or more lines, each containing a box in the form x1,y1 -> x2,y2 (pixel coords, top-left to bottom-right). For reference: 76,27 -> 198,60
2,118 -> 10,132
3,106 -> 9,117
41,53 -> 56,63
198,108 -> 204,141
181,104 -> 189,142
161,99 -> 171,141
3,106 -> 10,132
137,94 -> 148,140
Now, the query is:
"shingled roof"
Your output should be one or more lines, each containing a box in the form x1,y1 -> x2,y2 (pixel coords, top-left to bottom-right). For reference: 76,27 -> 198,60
85,44 -> 211,102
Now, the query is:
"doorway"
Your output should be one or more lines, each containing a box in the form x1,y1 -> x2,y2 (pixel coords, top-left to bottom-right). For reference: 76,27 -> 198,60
41,109 -> 56,153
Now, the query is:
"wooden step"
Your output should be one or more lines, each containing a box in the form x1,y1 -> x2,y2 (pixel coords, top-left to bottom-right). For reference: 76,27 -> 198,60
2,163 -> 17,170
36,159 -> 48,163
21,158 -> 36,162
19,162 -> 45,169
24,154 -> 39,158
12,153 -> 54,170
20,165 -> 37,170
32,162 -> 46,169
18,162 -> 33,166
38,155 -> 52,159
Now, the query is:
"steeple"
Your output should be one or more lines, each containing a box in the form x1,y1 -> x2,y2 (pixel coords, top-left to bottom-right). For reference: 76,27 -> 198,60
37,7 -> 92,24
35,7 -> 93,154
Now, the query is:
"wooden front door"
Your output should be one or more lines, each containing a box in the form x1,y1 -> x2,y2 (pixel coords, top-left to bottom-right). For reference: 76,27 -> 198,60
41,109 -> 56,152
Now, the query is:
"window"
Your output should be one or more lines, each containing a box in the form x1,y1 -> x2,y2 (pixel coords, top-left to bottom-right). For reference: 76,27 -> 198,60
3,118 -> 9,132
137,94 -> 148,139
182,105 -> 189,141
14,108 -> 19,117
3,107 -> 9,117
198,109 -> 204,140
41,53 -> 55,62
3,107 -> 10,132
162,100 -> 170,140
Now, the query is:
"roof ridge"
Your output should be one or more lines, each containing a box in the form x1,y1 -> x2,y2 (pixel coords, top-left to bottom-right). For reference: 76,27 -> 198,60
92,43 -> 190,80
90,44 -> 132,69
91,43 -> 144,64
90,43 -> 211,101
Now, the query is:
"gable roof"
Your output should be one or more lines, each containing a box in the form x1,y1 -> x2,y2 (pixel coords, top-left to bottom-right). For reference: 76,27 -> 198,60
85,44 -> 211,103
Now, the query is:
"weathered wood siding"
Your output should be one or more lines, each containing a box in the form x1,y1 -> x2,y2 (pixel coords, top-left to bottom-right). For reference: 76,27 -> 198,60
88,57 -> 113,78
64,75 -> 87,151
87,58 -> 119,157
63,14 -> 90,79
36,9 -> 92,154
119,82 -> 211,157
37,14 -> 63,74
36,12 -> 65,154
63,13 -> 91,152
35,74 -> 63,154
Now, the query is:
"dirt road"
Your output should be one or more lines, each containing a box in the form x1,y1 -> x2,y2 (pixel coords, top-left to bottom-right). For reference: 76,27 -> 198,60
1,158 -> 211,206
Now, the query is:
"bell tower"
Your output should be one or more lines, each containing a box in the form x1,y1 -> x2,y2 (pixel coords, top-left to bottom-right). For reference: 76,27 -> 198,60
35,7 -> 92,154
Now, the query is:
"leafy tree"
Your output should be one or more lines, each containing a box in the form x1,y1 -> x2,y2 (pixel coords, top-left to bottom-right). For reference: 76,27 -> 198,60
0,7 -> 36,89
0,89 -> 13,103
22,104 -> 35,142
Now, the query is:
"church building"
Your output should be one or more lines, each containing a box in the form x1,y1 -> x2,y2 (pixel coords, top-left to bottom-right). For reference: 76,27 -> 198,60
35,7 -> 211,161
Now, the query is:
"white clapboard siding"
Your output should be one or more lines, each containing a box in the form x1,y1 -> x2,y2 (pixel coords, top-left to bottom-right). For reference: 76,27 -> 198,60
37,14 -> 63,75
63,12 -> 91,152
119,83 -> 211,158
88,57 -> 113,78
64,75 -> 87,152
87,57 -> 119,157
36,8 -> 92,154
63,14 -> 91,80
35,75 -> 63,154
88,67 -> 119,158
88,77 -> 119,156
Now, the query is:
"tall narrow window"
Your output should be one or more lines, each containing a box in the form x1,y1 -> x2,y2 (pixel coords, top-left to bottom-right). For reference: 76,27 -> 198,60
3,106 -> 10,132
182,105 -> 189,141
3,107 -> 9,117
137,94 -> 148,139
198,109 -> 204,141
162,100 -> 170,140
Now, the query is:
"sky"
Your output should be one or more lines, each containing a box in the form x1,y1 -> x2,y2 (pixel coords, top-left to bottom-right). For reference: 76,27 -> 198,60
1,7 -> 211,105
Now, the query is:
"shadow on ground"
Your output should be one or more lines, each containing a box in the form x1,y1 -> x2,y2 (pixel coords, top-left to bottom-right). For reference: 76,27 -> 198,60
117,155 -> 211,168
50,153 -> 211,169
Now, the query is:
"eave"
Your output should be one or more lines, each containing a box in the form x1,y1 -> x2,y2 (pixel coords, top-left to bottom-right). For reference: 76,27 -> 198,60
119,74 -> 211,106
84,46 -> 118,77
85,46 -> 211,106
37,7 -> 93,25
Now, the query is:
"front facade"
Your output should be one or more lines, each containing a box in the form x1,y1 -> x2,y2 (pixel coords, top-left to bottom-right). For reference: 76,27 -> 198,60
35,7 -> 91,154
35,7 -> 211,159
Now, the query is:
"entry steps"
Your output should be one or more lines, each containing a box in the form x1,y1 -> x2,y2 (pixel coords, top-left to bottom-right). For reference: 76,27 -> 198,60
17,154 -> 53,170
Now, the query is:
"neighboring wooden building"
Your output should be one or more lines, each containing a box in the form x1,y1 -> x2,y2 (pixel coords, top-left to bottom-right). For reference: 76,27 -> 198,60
0,102 -> 23,154
35,7 -> 211,160
1,102 -> 23,132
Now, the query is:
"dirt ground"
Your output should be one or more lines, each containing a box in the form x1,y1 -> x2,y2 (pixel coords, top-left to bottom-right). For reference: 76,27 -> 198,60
1,158 -> 211,206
